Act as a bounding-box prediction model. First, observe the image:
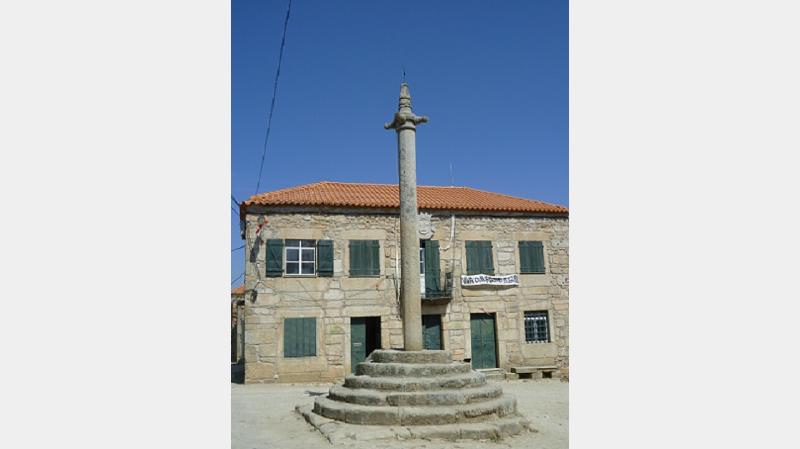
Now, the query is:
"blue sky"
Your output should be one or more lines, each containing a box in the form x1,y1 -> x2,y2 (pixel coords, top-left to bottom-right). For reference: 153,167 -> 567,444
232,0 -> 568,284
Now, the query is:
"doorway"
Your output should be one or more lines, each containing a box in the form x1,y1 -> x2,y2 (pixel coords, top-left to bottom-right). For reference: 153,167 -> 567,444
422,314 -> 443,350
350,316 -> 381,373
470,313 -> 498,369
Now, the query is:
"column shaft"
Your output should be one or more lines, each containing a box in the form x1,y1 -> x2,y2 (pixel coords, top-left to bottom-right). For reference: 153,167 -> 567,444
398,127 -> 422,351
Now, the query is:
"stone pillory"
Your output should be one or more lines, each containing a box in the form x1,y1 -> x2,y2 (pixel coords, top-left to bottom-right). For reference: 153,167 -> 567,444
237,85 -> 569,442
267,84 -> 550,441
384,82 -> 427,352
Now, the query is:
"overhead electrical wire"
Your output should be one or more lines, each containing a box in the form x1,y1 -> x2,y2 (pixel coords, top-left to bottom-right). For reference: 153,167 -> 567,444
231,194 -> 242,218
254,0 -> 293,195
234,0 -> 293,291
231,271 -> 245,286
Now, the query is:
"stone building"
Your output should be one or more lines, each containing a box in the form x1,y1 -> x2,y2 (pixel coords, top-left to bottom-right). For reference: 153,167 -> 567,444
238,181 -> 568,384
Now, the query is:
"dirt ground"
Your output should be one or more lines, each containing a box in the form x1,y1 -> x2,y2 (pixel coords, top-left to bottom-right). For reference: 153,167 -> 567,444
232,379 -> 568,449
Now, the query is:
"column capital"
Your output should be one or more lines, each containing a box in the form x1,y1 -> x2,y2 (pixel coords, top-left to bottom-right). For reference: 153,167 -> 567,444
384,111 -> 428,131
384,83 -> 428,131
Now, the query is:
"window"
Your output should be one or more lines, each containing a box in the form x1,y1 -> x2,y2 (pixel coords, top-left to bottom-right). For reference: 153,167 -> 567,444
266,239 -> 333,277
465,241 -> 494,275
349,240 -> 380,276
284,317 -> 316,357
421,239 -> 444,298
524,311 -> 550,343
519,241 -> 546,274
285,239 -> 316,275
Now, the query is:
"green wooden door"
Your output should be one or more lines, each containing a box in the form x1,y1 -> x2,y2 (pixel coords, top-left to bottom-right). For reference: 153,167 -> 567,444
422,315 -> 442,350
351,317 -> 381,373
470,314 -> 497,369
351,317 -> 367,373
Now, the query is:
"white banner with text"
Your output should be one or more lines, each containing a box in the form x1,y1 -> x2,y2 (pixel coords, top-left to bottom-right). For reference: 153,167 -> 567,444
460,274 -> 520,287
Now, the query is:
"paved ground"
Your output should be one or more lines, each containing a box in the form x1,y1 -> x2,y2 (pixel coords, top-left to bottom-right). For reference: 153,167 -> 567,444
232,379 -> 568,449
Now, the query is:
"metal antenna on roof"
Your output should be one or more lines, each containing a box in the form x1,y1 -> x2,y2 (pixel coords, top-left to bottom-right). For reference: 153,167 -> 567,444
449,162 -> 455,186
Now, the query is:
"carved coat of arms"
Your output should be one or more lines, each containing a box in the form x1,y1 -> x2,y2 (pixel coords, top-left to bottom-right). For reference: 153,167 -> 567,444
418,212 -> 434,239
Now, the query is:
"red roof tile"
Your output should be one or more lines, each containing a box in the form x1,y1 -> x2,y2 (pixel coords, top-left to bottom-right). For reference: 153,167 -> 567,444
231,285 -> 245,296
241,181 -> 567,215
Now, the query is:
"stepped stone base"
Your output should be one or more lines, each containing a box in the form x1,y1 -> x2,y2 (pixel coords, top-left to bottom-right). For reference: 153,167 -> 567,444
299,349 -> 533,442
296,405 -> 533,444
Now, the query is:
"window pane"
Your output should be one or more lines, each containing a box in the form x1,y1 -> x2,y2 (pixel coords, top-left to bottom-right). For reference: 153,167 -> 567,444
301,239 -> 316,247
301,262 -> 315,274
524,311 -> 549,342
286,248 -> 299,262
301,249 -> 315,262
285,239 -> 300,247
285,262 -> 299,274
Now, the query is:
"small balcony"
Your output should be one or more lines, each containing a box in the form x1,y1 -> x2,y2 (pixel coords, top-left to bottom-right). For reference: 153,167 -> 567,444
422,272 -> 453,303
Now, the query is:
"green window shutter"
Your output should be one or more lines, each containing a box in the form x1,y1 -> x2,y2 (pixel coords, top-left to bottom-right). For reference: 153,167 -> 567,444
303,317 -> 316,356
519,241 -> 532,273
350,240 -> 379,276
530,241 -> 545,273
266,239 -> 284,277
466,241 -> 493,275
349,240 -> 363,276
424,240 -> 441,296
317,240 -> 334,277
519,241 -> 545,273
466,241 -> 479,275
284,318 -> 297,357
366,240 -> 380,275
481,241 -> 494,275
284,318 -> 316,357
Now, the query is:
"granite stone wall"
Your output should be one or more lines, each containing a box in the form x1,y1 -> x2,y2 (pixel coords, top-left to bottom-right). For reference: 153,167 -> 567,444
242,210 -> 568,383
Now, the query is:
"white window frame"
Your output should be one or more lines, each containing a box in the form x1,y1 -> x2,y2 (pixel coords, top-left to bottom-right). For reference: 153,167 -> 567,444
524,311 -> 550,343
284,239 -> 316,276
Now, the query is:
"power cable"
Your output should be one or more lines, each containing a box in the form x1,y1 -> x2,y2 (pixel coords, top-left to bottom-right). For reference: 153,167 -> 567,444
254,0 -> 292,195
231,271 -> 245,286
232,194 -> 242,217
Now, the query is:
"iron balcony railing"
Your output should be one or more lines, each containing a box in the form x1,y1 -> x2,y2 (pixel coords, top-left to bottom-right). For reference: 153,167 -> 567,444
422,272 -> 453,301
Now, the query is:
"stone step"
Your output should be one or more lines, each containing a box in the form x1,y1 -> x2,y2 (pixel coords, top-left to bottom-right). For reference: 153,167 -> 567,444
477,368 -> 506,381
313,394 -> 518,426
328,383 -> 503,407
344,371 -> 487,392
405,415 -> 530,441
370,349 -> 452,364
297,404 -> 532,442
356,361 -> 471,377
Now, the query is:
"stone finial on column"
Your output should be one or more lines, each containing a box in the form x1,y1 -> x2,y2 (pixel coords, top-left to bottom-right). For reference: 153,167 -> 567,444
384,83 -> 429,131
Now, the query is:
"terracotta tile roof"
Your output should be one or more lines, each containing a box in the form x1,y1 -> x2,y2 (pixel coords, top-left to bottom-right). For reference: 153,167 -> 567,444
241,181 -> 567,215
231,285 -> 245,296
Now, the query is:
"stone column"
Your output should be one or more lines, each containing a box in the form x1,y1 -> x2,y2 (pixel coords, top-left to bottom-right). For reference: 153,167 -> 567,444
385,83 -> 428,352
